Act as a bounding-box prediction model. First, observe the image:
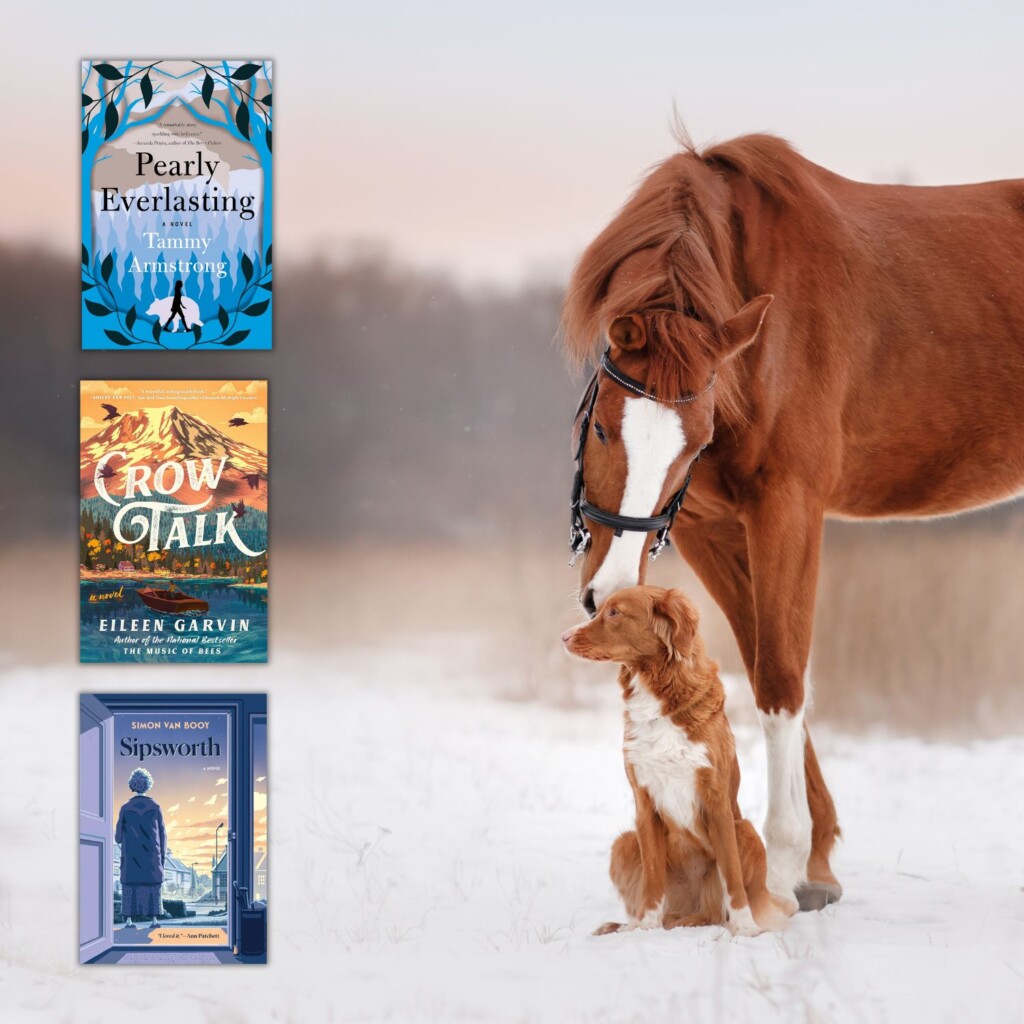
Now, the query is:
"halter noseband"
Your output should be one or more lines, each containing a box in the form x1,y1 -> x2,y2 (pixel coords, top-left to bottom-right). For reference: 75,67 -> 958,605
569,349 -> 713,566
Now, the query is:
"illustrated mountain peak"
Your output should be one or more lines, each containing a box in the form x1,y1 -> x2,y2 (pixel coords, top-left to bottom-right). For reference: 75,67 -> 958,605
81,406 -> 267,477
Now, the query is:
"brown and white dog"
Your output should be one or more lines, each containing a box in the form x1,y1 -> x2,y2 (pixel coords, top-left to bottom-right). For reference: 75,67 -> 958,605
562,585 -> 794,936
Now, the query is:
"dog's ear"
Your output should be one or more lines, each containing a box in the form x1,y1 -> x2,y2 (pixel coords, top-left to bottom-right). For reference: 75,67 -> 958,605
652,589 -> 699,661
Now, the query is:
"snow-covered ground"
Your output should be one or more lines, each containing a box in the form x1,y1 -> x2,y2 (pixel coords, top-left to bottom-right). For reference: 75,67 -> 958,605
3,642 -> 1024,1023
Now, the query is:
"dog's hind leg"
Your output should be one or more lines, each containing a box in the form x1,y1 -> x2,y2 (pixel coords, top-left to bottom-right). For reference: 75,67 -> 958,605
663,911 -> 719,929
593,831 -> 643,935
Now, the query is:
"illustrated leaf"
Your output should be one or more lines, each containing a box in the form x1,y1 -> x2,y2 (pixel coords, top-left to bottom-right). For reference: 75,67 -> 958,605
125,306 -> 137,331
140,72 -> 153,108
240,252 -> 254,282
104,102 -> 119,139
81,281 -> 95,292
265,244 -> 272,266
104,329 -> 134,346
220,330 -> 250,347
217,305 -> 230,330
152,320 -> 162,342
82,129 -> 89,153
81,243 -> 89,266
261,93 -> 272,106
201,73 -> 214,107
259,282 -> 273,292
235,102 -> 250,140
242,300 -> 269,317
192,324 -> 202,342
265,128 -> 272,153
100,253 -> 114,282
85,300 -> 113,317
231,63 -> 261,80
95,63 -> 124,81
82,93 -> 93,106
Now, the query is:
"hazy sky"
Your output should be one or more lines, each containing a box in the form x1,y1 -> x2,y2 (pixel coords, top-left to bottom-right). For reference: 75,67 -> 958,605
7,1 -> 1024,282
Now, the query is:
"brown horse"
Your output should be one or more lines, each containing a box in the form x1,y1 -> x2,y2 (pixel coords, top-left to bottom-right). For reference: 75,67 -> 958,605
562,132 -> 1024,911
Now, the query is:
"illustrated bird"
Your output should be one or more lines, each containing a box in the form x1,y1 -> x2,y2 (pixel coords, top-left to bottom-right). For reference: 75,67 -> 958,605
239,471 -> 262,491
101,404 -> 120,421
96,464 -> 118,479
228,417 -> 248,428
231,500 -> 247,519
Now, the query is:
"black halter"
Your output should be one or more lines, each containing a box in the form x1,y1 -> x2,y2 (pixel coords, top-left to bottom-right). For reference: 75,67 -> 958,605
569,349 -> 713,566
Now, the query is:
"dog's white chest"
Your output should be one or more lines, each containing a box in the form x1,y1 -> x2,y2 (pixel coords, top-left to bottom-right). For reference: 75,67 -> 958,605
624,678 -> 710,832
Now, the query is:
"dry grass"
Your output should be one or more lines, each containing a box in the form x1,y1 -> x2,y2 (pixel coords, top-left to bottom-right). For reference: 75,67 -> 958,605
813,520 -> 1024,735
5,522 -> 1024,737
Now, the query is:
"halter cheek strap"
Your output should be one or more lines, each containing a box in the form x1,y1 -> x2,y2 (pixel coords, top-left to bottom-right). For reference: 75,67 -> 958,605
568,349 -> 712,566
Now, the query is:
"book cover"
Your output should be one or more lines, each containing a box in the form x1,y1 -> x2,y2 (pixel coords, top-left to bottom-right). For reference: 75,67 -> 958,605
79,692 -> 267,964
80,381 -> 269,663
81,60 -> 273,350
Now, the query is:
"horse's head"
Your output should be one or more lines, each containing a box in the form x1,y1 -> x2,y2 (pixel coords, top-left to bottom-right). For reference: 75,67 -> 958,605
563,155 -> 773,615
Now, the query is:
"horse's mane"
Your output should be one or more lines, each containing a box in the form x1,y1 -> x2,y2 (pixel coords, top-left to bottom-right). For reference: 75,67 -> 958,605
561,132 -> 812,425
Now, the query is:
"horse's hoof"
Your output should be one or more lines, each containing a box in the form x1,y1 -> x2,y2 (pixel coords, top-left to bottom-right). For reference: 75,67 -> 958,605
795,881 -> 843,912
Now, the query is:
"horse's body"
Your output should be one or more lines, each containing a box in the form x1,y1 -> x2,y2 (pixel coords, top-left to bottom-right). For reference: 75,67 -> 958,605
563,133 -> 1024,908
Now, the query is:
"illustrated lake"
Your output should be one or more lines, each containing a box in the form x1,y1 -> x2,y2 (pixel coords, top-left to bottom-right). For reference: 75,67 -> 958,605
80,579 -> 268,663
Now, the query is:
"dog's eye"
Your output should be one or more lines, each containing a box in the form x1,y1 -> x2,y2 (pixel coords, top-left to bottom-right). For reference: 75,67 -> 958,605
594,422 -> 607,445
607,607 -> 619,618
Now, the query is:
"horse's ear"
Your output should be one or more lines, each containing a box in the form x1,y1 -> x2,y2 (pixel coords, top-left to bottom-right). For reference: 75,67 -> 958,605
607,314 -> 647,353
652,588 -> 699,662
720,294 -> 773,360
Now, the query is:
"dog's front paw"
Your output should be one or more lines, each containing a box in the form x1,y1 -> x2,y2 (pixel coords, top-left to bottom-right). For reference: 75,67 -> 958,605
727,905 -> 763,937
775,892 -> 800,917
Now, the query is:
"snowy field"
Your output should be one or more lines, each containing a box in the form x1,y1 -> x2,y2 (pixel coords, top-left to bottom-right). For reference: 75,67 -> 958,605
3,640 -> 1024,1023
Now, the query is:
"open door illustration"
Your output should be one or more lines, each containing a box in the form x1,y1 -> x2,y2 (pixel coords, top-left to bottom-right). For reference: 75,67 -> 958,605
80,694 -> 115,962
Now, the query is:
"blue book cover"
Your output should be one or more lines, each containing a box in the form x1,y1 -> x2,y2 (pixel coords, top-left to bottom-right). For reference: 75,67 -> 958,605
81,60 -> 273,350
79,692 -> 267,964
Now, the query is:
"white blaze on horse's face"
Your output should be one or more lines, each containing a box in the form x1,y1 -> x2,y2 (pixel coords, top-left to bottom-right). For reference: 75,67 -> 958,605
586,398 -> 686,612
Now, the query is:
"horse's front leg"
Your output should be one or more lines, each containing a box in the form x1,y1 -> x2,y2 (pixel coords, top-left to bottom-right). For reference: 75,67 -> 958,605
744,482 -> 838,909
674,516 -> 841,908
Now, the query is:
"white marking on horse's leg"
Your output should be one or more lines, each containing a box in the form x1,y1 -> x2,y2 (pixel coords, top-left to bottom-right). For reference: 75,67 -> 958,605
588,398 -> 685,609
759,706 -> 812,902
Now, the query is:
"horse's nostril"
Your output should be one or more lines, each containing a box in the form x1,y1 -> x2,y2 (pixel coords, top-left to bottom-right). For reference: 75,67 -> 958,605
582,589 -> 597,618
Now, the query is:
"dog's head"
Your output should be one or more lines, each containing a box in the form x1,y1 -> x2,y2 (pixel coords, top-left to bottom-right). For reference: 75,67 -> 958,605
561,585 -> 700,666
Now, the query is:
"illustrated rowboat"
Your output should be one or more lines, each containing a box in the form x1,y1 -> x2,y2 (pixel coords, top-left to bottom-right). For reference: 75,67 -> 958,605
136,587 -> 209,614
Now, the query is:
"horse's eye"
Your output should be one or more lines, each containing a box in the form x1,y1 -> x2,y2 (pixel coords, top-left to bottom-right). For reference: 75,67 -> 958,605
683,306 -> 702,322
594,422 -> 607,444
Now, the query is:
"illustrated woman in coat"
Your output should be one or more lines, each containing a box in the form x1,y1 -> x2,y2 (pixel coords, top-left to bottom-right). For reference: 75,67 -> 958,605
115,767 -> 167,929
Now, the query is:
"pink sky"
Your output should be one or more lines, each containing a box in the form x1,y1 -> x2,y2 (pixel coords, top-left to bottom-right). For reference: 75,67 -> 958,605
6,1 -> 1024,282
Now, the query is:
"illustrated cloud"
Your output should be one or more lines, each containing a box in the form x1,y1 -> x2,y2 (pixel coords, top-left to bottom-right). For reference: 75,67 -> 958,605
218,381 -> 262,397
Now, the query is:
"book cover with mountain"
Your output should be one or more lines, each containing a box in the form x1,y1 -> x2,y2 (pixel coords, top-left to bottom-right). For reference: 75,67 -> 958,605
81,60 -> 272,351
79,692 -> 267,964
80,381 -> 268,663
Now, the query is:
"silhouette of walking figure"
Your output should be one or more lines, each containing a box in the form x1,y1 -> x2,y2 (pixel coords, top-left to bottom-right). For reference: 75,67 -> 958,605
164,280 -> 190,331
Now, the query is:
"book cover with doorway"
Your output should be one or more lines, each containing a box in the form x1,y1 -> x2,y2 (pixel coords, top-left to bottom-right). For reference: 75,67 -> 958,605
80,380 -> 268,663
81,59 -> 272,350
79,692 -> 268,964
